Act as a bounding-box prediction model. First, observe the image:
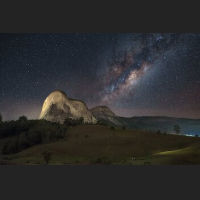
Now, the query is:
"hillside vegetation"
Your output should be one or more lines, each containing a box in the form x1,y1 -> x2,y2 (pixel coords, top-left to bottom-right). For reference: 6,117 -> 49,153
0,124 -> 200,165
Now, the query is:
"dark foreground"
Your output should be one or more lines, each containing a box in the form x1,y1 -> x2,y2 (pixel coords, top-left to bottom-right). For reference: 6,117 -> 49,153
0,125 -> 200,165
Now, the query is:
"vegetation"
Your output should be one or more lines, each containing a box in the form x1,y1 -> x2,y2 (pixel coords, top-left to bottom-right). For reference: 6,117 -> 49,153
96,120 -> 108,126
18,116 -> 28,123
157,130 -> 161,134
174,125 -> 181,135
0,117 -> 67,155
110,126 -> 115,130
0,112 -> 199,165
122,126 -> 126,130
42,151 -> 53,164
0,113 -> 2,123
64,117 -> 84,127
0,125 -> 199,165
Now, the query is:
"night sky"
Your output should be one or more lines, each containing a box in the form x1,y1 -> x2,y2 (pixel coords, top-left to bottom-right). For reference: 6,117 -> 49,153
0,33 -> 200,120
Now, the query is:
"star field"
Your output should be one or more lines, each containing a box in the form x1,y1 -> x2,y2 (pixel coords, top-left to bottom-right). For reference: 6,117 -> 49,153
0,33 -> 200,120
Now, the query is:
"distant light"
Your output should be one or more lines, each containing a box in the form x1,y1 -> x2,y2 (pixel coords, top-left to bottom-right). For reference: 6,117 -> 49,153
185,134 -> 195,137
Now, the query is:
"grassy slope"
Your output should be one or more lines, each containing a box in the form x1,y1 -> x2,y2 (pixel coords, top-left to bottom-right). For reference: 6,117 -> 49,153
0,125 -> 200,165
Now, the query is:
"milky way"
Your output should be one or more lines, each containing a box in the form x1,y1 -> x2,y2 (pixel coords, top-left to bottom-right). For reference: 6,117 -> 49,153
100,33 -> 182,104
0,33 -> 200,120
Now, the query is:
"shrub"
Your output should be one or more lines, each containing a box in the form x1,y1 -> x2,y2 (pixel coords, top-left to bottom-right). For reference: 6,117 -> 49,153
2,139 -> 20,155
64,117 -> 84,127
110,126 -> 115,130
122,126 -> 126,130
19,132 -> 30,150
91,157 -> 112,165
157,130 -> 161,134
42,151 -> 53,165
96,120 -> 108,126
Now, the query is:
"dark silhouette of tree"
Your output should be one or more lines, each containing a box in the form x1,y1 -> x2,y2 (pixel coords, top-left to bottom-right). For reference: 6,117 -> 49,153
111,126 -> 115,130
79,117 -> 84,124
18,116 -> 28,123
0,113 -> 2,122
174,125 -> 181,135
42,151 -> 53,165
1,139 -> 20,154
64,117 -> 84,127
157,130 -> 161,134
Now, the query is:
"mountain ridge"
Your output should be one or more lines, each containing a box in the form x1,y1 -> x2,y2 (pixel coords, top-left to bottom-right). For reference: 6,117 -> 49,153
39,90 -> 200,135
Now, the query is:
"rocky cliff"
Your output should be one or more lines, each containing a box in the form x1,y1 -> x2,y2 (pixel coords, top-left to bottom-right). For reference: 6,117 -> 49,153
90,106 -> 122,125
39,90 -> 97,124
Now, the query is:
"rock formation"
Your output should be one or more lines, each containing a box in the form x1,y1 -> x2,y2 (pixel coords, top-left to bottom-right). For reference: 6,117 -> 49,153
39,90 -> 97,124
90,106 -> 122,125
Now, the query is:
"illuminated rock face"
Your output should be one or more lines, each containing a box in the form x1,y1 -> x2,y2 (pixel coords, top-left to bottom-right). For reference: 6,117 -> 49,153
39,90 -> 97,124
90,106 -> 122,125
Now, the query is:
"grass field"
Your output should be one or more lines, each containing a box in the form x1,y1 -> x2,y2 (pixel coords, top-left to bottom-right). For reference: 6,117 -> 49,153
0,124 -> 200,165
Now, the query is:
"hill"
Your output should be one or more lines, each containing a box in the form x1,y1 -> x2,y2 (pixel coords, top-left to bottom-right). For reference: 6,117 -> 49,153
38,91 -> 200,136
117,116 -> 200,136
0,124 -> 200,165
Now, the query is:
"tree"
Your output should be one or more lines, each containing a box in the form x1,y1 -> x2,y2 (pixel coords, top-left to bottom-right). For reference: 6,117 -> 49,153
79,117 -> 84,124
122,126 -> 126,130
42,151 -> 53,165
110,126 -> 115,130
2,139 -> 20,154
157,130 -> 161,134
0,113 -> 2,122
18,116 -> 28,123
174,125 -> 181,135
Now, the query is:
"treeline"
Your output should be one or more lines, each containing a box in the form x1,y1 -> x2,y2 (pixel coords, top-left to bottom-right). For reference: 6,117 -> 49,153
0,114 -> 88,155
0,116 -> 67,154
64,117 -> 84,127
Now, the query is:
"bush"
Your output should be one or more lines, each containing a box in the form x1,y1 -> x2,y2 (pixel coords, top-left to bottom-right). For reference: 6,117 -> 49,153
19,132 -> 31,150
110,126 -> 115,130
2,139 -> 20,155
91,157 -> 112,165
157,130 -> 161,134
122,126 -> 126,130
96,120 -> 108,126
64,117 -> 84,127
42,151 -> 53,164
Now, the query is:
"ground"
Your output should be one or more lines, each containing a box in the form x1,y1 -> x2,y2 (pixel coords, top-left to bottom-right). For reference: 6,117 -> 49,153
0,125 -> 200,165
